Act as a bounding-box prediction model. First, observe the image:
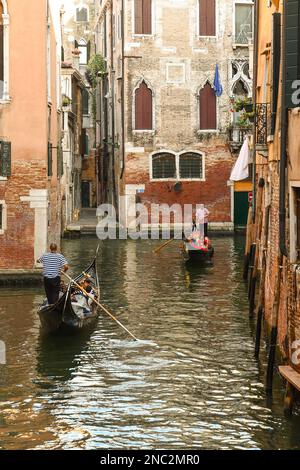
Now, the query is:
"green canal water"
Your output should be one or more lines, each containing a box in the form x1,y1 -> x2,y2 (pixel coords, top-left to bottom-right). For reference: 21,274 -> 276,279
0,236 -> 300,450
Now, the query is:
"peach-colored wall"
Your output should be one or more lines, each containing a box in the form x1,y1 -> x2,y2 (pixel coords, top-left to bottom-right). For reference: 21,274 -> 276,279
0,0 -> 48,161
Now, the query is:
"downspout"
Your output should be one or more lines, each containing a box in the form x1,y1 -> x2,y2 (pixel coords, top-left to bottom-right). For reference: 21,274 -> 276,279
252,0 -> 260,223
120,0 -> 125,180
279,0 -> 288,258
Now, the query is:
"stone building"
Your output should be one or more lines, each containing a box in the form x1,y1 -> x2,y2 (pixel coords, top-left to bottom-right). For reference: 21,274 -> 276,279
0,0 -> 62,269
95,0 -> 253,229
61,0 -> 98,221
245,0 -> 300,398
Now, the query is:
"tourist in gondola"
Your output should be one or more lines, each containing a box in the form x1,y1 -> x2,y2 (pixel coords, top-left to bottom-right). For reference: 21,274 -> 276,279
38,243 -> 69,305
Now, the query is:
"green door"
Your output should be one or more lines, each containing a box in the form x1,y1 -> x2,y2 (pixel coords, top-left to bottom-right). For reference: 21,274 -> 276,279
234,191 -> 249,227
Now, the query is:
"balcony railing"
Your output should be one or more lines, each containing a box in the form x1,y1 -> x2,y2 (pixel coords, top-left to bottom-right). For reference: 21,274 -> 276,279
255,103 -> 271,147
228,125 -> 252,153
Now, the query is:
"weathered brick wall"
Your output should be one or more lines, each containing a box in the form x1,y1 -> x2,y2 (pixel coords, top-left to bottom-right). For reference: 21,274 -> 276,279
0,162 -> 46,269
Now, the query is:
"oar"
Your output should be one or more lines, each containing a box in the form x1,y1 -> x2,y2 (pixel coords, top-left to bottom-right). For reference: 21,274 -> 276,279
153,238 -> 174,254
62,272 -> 139,342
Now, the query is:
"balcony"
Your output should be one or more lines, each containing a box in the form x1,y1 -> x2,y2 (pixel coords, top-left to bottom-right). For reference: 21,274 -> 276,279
255,103 -> 271,157
228,125 -> 252,153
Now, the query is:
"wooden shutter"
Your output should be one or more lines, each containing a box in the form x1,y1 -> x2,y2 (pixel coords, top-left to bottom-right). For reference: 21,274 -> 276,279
48,142 -> 52,177
57,145 -> 63,178
271,13 -> 281,134
87,40 -> 91,63
135,82 -> 152,130
143,0 -> 152,34
0,25 -> 4,82
75,39 -> 78,49
0,141 -> 11,177
199,0 -> 215,36
200,83 -> 216,130
135,0 -> 143,34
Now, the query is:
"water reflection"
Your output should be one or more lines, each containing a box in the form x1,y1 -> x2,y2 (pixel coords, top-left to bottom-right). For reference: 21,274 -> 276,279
1,237 -> 300,449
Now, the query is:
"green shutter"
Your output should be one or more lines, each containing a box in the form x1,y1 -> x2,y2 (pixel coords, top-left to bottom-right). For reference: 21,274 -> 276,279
0,141 -> 11,177
57,145 -> 63,178
285,0 -> 300,108
48,142 -> 53,177
87,40 -> 91,63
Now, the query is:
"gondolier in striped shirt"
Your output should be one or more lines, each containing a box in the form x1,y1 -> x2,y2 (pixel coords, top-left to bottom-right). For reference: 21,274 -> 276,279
38,243 -> 69,305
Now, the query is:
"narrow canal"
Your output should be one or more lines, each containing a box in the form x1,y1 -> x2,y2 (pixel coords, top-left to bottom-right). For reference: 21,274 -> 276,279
1,236 -> 300,450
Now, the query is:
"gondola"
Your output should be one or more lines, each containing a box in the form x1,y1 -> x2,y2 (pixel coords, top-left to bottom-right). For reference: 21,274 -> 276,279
181,235 -> 214,264
38,258 -> 100,335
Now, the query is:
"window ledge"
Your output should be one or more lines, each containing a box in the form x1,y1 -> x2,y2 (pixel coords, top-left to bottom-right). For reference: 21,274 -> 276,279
0,230 -> 4,235
133,130 -> 155,135
150,178 -> 177,182
198,36 -> 217,40
232,44 -> 250,49
132,34 -> 154,39
0,177 -> 8,181
197,129 -> 219,135
0,98 -> 11,105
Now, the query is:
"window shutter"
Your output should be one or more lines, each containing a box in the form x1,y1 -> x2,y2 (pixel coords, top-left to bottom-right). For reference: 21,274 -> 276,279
87,40 -> 91,63
48,142 -> 52,177
57,145 -> 63,178
0,25 -> 4,82
135,0 -> 143,34
143,0 -> 152,35
200,83 -> 216,130
285,0 -> 300,108
0,141 -> 11,177
271,13 -> 281,134
75,39 -> 78,49
199,0 -> 215,36
135,82 -> 152,130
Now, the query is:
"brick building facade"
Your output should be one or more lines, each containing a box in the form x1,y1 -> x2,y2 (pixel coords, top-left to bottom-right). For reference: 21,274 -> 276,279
0,0 -> 62,269
95,0 -> 253,229
246,0 -> 300,390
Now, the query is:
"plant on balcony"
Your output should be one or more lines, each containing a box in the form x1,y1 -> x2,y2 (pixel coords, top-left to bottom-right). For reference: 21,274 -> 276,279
230,96 -> 253,113
62,95 -> 71,107
236,113 -> 252,128
86,54 -> 106,126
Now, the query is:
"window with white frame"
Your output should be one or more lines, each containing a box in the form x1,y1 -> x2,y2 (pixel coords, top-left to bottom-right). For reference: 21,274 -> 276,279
151,152 -> 204,180
235,2 -> 254,45
152,153 -> 176,179
0,200 -> 6,233
76,5 -> 89,22
78,39 -> 89,65
179,153 -> 203,179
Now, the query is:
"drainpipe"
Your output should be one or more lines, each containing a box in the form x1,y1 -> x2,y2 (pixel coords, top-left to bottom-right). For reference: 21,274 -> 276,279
252,0 -> 260,224
279,0 -> 288,258
120,0 -> 125,180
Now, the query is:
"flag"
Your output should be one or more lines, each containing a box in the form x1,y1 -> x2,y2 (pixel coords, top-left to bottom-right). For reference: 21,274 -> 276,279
213,64 -> 223,97
230,138 -> 252,181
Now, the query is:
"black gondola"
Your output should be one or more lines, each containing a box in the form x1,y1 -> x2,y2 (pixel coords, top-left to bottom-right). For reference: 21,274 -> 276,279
181,238 -> 214,264
38,258 -> 100,335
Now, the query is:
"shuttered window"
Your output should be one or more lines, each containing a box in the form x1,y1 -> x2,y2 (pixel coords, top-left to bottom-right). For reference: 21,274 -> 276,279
48,142 -> 52,177
0,141 -> 11,177
135,81 -> 153,130
57,145 -> 63,178
135,0 -> 152,35
296,189 -> 300,260
199,83 -> 217,130
199,0 -> 216,36
179,153 -> 203,179
82,88 -> 89,115
152,153 -> 176,179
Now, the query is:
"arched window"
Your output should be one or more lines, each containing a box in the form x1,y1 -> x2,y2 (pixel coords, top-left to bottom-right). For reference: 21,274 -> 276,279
76,6 -> 89,22
0,3 -> 3,98
134,0 -> 152,35
77,39 -> 90,66
0,0 -> 9,101
199,83 -> 216,130
152,153 -> 176,179
232,78 -> 249,124
135,81 -> 153,130
179,153 -> 203,179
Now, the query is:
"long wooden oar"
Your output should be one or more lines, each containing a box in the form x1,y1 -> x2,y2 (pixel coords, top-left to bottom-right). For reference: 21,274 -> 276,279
153,238 -> 174,254
62,272 -> 139,341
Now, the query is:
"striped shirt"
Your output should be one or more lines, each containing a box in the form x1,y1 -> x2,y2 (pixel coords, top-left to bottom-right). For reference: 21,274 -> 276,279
38,253 -> 68,279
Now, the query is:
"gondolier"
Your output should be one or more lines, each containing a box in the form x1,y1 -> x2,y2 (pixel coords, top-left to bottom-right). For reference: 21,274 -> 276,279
38,243 -> 69,305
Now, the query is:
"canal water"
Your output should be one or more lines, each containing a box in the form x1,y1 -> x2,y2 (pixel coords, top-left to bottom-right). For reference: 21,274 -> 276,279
1,236 -> 300,450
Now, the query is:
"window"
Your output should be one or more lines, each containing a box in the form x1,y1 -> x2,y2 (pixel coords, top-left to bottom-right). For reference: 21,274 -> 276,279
48,142 -> 52,177
82,88 -> 89,115
199,0 -> 216,36
199,83 -> 217,130
0,140 -> 11,177
179,153 -> 203,179
0,200 -> 6,233
152,153 -> 176,179
134,0 -> 152,35
135,81 -> 153,130
76,6 -> 88,22
235,3 -> 253,44
77,39 -> 90,66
